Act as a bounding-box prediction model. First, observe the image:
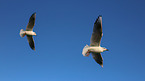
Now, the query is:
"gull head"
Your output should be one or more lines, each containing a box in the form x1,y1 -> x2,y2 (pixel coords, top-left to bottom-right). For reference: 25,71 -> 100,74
31,31 -> 37,36
102,47 -> 109,52
33,32 -> 37,36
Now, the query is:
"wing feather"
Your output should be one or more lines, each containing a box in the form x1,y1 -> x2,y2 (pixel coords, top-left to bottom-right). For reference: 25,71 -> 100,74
92,53 -> 103,67
26,12 -> 36,31
90,16 -> 103,46
26,35 -> 35,50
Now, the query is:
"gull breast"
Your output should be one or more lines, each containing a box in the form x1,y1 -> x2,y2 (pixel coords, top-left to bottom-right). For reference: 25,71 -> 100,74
25,31 -> 35,35
89,47 -> 103,53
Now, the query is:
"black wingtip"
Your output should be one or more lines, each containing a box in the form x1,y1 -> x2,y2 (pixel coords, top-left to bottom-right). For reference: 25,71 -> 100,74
94,15 -> 102,24
31,12 -> 36,16
29,12 -> 36,19
33,12 -> 36,14
100,64 -> 103,68
32,48 -> 36,51
98,15 -> 102,17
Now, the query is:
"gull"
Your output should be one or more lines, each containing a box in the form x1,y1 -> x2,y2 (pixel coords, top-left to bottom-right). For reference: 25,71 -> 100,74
82,15 -> 108,67
19,12 -> 37,50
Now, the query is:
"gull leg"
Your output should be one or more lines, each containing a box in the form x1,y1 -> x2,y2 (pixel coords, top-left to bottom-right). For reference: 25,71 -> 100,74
22,33 -> 26,37
86,51 -> 90,56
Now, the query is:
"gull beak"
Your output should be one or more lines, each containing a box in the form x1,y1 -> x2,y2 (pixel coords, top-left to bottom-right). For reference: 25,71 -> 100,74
106,49 -> 109,51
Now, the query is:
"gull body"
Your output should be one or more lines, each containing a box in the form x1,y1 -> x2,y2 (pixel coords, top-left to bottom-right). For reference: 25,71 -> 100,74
19,12 -> 36,50
20,30 -> 36,37
25,31 -> 36,36
82,45 -> 107,57
88,46 -> 106,53
82,15 -> 108,67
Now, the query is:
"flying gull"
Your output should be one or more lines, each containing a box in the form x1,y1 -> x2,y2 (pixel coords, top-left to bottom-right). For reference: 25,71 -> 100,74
82,15 -> 108,67
19,12 -> 37,50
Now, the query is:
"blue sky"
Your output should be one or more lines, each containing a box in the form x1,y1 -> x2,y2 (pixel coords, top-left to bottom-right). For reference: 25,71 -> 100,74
0,0 -> 145,81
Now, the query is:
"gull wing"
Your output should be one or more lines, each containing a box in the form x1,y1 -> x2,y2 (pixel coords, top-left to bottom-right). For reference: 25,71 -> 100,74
90,16 -> 103,46
26,12 -> 36,31
92,53 -> 103,67
26,35 -> 35,50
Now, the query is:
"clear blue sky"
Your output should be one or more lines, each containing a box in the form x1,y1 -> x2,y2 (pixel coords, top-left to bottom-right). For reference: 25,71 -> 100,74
0,0 -> 145,81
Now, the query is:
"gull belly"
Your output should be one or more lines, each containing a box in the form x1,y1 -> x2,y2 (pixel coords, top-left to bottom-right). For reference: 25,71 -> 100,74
25,31 -> 36,36
89,46 -> 103,53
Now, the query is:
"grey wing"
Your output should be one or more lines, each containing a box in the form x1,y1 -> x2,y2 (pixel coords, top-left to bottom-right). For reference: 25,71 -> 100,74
92,53 -> 103,67
26,12 -> 36,31
90,16 -> 103,46
26,35 -> 35,50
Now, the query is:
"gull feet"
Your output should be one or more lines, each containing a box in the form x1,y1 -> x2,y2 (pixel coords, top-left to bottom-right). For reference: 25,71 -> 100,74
85,51 -> 90,56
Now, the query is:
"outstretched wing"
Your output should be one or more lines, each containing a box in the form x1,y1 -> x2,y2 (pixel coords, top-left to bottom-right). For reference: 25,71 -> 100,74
26,12 -> 36,31
26,35 -> 35,50
90,16 -> 103,46
92,53 -> 103,67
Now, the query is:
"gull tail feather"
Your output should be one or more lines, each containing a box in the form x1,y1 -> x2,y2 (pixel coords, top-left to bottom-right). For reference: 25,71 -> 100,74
20,29 -> 26,38
82,45 -> 90,57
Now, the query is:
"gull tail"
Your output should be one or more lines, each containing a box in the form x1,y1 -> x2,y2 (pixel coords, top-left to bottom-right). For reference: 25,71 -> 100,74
82,45 -> 90,57
20,29 -> 26,38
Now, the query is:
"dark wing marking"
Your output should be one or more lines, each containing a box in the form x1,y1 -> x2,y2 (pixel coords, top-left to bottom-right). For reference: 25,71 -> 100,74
26,35 -> 35,50
90,16 -> 103,46
92,53 -> 103,67
26,12 -> 36,31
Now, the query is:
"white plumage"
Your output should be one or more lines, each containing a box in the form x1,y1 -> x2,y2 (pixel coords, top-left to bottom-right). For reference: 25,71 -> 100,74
19,12 -> 36,50
82,15 -> 108,67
